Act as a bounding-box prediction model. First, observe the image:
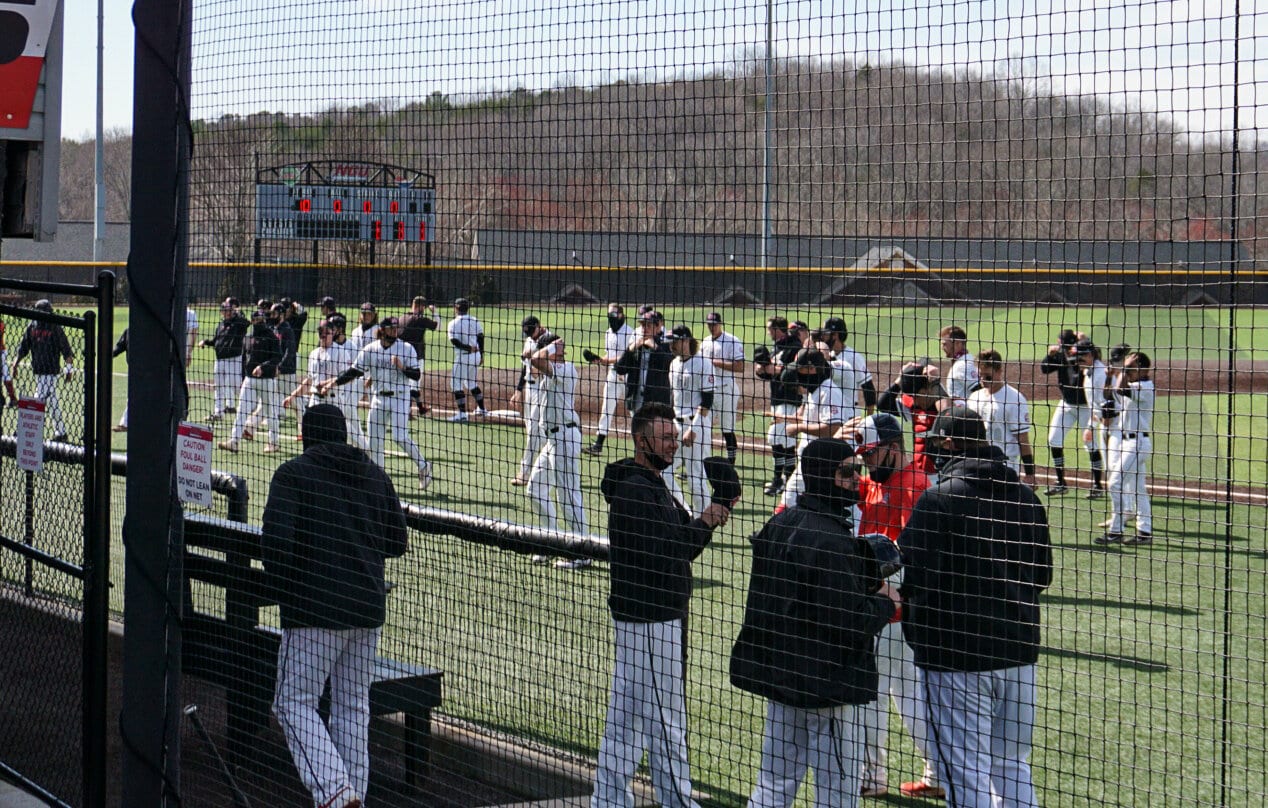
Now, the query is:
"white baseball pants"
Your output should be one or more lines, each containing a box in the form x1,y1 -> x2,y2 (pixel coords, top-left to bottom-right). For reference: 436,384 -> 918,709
1107,434 -> 1152,534
1045,401 -> 1093,450
367,393 -> 427,473
450,357 -> 479,392
861,603 -> 939,790
671,420 -> 711,519
746,700 -> 864,808
528,426 -> 587,533
230,377 -> 278,445
35,374 -> 67,435
212,357 -> 239,415
714,380 -> 739,434
273,626 -> 378,808
596,370 -> 625,437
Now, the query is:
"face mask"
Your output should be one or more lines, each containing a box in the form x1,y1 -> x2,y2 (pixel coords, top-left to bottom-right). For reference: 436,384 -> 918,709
640,436 -> 673,471
835,487 -> 860,510
522,325 -> 537,338
927,440 -> 955,472
608,313 -> 626,330
380,334 -> 397,346
868,447 -> 898,483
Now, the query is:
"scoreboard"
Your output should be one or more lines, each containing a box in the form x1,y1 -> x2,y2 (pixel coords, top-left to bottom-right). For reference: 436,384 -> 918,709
254,161 -> 436,243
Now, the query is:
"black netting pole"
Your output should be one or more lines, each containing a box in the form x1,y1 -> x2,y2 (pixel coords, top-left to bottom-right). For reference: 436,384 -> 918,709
121,0 -> 193,805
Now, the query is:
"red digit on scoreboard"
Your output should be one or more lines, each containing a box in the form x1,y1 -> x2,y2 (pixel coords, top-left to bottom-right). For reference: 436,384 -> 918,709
363,200 -> 373,213
298,199 -> 312,213
390,201 -> 400,214
419,222 -> 426,241
373,221 -> 382,240
395,221 -> 405,241
332,199 -> 343,213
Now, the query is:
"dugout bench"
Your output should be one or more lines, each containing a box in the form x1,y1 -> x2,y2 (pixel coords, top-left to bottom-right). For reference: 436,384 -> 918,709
181,514 -> 443,787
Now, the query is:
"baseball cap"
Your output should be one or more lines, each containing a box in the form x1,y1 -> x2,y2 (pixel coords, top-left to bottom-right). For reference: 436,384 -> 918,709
319,296 -> 336,308
669,325 -> 693,340
638,309 -> 659,323
359,302 -> 376,313
1109,343 -> 1132,365
1059,328 -> 1078,347
928,405 -> 988,444
521,315 -> 541,330
823,316 -> 847,337
220,301 -> 234,310
328,314 -> 348,330
33,299 -> 53,312
705,312 -> 723,325
1074,338 -> 1095,355
379,316 -> 401,328
250,309 -> 267,320
789,320 -> 807,333
853,413 -> 904,454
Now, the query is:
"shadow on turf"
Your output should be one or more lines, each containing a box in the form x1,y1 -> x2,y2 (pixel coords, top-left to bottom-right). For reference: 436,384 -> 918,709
1042,594 -> 1198,617
1040,644 -> 1169,673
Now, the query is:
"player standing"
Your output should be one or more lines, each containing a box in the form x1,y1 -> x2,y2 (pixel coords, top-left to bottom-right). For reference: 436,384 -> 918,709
776,349 -> 850,512
667,325 -> 717,519
614,310 -> 673,412
399,295 -> 439,416
282,320 -> 357,440
966,349 -> 1037,487
938,325 -> 978,404
0,317 -> 19,408
12,300 -> 75,442
1096,351 -> 1155,546
526,333 -> 589,562
583,303 -> 634,456
1040,331 -> 1105,496
446,297 -> 487,421
700,312 -> 744,463
512,315 -> 549,487
877,363 -> 949,482
754,316 -> 803,496
201,299 -> 249,422
822,317 -> 877,414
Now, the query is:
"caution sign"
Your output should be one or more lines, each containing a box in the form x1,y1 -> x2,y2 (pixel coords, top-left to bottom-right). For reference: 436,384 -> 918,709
16,398 -> 46,472
177,422 -> 214,507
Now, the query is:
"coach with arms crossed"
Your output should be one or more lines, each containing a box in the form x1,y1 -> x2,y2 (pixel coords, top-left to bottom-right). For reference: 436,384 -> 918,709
262,404 -> 409,808
898,406 -> 1052,808
592,402 -> 731,808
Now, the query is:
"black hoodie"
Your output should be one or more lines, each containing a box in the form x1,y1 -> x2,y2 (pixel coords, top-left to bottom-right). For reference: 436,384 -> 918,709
898,445 -> 1052,672
730,494 -> 895,709
261,426 -> 408,629
600,458 -> 716,623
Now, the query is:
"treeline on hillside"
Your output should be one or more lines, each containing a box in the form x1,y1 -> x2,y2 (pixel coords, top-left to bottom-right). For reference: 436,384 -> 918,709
59,58 -> 1266,263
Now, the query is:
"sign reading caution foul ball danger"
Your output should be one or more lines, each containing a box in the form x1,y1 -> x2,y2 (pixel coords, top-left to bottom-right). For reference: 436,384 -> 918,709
16,398 -> 45,472
177,422 -> 214,507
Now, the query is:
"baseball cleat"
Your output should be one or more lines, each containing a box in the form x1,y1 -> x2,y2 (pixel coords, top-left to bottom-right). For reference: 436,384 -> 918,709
1044,484 -> 1068,495
899,782 -> 945,799
762,478 -> 784,496
112,425 -> 127,432
510,477 -> 528,487
218,440 -> 238,453
1124,532 -> 1152,545
418,461 -> 433,491
1094,533 -> 1123,545
206,413 -> 222,422
262,444 -> 280,454
582,443 -> 604,456
1086,487 -> 1105,499
475,408 -> 489,418
447,413 -> 469,423
242,428 -> 254,441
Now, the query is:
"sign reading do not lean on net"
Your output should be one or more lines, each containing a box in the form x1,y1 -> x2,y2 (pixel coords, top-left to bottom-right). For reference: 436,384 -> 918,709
255,160 -> 436,243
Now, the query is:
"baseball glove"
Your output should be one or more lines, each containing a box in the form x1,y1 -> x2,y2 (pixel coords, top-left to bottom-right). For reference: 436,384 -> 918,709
1101,398 -> 1118,421
703,456 -> 742,507
856,532 -> 902,592
753,345 -> 771,365
581,348 -> 601,363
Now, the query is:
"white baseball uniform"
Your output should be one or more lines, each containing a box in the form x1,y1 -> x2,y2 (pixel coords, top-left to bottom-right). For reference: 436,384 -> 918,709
1081,359 -> 1109,451
1107,378 -> 1154,535
353,339 -> 429,475
700,330 -> 744,434
305,341 -> 365,449
447,313 -> 483,392
827,352 -> 863,416
528,359 -> 586,534
967,383 -> 1032,472
348,322 -> 379,353
669,353 -> 717,518
946,352 -> 979,404
780,378 -> 849,509
834,344 -> 872,410
596,323 -> 634,437
517,336 -> 549,481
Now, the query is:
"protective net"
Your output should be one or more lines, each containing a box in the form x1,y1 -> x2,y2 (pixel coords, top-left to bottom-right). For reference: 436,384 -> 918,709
8,0 -> 1268,805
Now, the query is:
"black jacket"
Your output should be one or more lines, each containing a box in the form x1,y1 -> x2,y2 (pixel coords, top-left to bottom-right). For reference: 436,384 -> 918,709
261,442 -> 408,629
16,322 -> 73,375
274,320 -> 298,375
756,334 -> 803,406
899,446 -> 1053,672
1039,349 -> 1086,406
615,339 -> 674,411
204,315 -> 249,360
241,324 -> 282,379
400,312 -> 438,360
730,495 -> 895,709
601,458 -> 715,623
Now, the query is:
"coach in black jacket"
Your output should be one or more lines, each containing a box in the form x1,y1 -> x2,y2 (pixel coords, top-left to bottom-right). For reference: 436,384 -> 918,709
730,437 -> 898,807
898,406 -> 1052,808
614,310 -> 673,412
592,402 -> 730,808
262,404 -> 408,808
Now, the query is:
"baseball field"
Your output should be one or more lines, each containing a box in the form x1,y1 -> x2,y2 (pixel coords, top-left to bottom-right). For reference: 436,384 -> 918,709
2,302 -> 1266,804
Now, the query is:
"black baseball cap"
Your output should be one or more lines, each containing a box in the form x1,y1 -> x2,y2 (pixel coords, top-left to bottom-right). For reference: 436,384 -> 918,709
319,296 -> 336,308
359,302 -> 376,313
705,312 -> 723,325
823,316 -> 847,338
928,405 -> 988,444
1074,338 -> 1095,355
521,315 -> 541,330
379,316 -> 401,328
669,325 -> 693,340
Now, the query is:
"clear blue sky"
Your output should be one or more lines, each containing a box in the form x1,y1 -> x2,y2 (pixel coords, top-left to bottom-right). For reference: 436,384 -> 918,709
61,0 -> 1266,141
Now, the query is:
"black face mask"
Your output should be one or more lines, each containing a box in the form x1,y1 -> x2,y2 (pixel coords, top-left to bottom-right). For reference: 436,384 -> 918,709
781,364 -> 829,392
927,440 -> 956,472
522,325 -> 537,338
640,436 -> 673,471
868,447 -> 899,483
608,313 -> 626,331
380,334 -> 397,347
